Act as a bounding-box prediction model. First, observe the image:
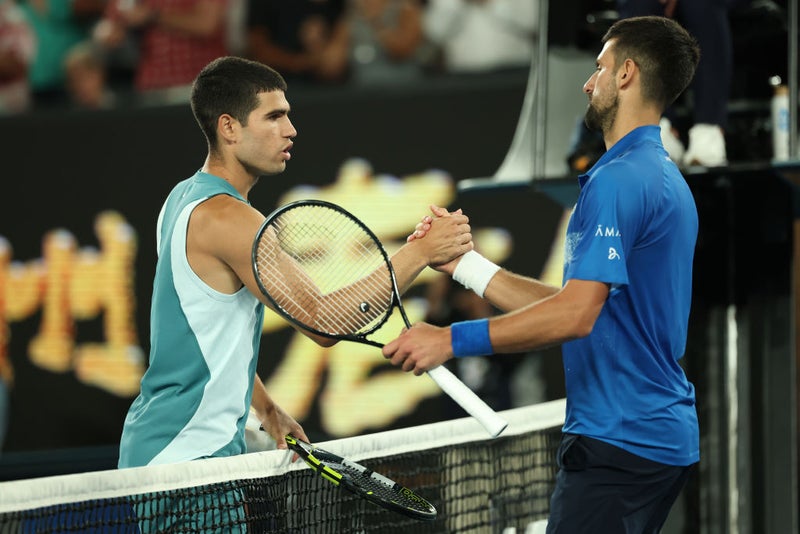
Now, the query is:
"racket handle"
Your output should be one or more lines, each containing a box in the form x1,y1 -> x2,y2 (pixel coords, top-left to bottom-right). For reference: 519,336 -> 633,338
427,365 -> 508,438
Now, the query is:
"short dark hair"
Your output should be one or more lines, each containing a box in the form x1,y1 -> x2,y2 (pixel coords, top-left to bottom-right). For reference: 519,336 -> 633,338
190,56 -> 288,151
603,16 -> 700,110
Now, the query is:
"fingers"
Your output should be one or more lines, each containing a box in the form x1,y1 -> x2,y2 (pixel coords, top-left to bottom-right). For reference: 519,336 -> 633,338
407,216 -> 433,242
412,208 -> 470,242
382,325 -> 440,376
381,337 -> 398,359
382,334 -> 412,370
430,205 -> 450,217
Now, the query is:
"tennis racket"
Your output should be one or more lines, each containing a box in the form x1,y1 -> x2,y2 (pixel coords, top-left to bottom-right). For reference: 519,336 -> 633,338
251,199 -> 508,438
285,434 -> 437,521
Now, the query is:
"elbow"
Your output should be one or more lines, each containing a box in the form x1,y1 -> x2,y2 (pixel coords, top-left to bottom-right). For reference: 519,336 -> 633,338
297,327 -> 337,347
314,336 -> 338,348
573,320 -> 594,339
571,309 -> 601,339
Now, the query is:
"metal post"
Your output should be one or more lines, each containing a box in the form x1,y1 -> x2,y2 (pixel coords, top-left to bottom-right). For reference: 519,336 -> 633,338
790,0 -> 798,159
532,0 -> 549,180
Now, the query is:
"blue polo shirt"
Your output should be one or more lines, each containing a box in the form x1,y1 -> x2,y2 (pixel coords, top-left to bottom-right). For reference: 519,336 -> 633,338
561,125 -> 699,466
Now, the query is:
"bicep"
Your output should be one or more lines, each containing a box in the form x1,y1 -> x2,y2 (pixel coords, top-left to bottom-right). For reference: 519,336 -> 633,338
213,207 -> 336,347
557,279 -> 608,335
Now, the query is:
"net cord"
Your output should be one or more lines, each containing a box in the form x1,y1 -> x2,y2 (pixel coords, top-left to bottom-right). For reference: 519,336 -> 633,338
0,399 -> 565,514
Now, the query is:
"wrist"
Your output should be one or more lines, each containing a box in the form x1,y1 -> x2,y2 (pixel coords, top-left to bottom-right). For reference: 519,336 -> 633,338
450,318 -> 493,358
452,250 -> 500,297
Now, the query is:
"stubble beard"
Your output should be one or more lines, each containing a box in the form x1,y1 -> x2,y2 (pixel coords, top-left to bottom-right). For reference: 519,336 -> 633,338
584,94 -> 619,135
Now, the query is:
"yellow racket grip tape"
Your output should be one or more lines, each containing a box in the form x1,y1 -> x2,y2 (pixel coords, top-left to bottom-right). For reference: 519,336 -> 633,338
306,452 -> 342,485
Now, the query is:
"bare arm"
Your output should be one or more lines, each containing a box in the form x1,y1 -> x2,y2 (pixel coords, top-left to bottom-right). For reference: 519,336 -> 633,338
488,279 -> 608,353
481,269 -> 560,313
383,278 -> 608,374
391,211 -> 473,294
410,205 -> 558,311
251,373 -> 309,452
188,195 -> 337,346
192,197 -> 470,342
260,208 -> 472,334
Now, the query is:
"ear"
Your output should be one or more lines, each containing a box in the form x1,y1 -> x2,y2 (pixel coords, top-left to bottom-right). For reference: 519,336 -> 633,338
217,114 -> 239,144
617,58 -> 637,89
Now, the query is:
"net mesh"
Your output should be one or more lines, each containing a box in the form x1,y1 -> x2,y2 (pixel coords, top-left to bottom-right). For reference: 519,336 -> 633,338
0,399 -> 565,533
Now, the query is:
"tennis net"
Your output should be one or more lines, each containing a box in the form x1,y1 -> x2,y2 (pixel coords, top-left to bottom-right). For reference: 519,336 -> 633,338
0,398 -> 565,533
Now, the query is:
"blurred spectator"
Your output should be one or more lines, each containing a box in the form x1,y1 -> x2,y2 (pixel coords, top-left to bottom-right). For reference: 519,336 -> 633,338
346,0 -> 425,86
617,0 -> 736,167
19,0 -> 104,109
93,0 -> 228,104
64,40 -> 115,109
245,0 -> 349,85
423,0 -> 537,74
0,0 -> 36,114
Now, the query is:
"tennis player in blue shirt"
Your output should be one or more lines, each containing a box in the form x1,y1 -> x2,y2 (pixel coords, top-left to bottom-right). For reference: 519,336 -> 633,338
384,16 -> 701,533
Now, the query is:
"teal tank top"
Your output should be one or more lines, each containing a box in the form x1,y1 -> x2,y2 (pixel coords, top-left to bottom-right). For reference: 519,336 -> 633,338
119,172 -> 264,468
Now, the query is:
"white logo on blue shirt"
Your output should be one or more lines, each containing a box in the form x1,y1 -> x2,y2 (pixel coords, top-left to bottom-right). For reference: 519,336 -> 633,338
564,231 -> 581,266
608,247 -> 621,260
595,225 -> 621,237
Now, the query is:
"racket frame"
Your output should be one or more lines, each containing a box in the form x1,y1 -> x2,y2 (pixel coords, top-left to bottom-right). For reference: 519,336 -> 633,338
251,199 -> 408,345
252,199 -> 509,438
285,434 -> 438,521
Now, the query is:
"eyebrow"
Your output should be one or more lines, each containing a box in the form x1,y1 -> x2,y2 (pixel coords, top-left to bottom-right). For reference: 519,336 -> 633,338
265,107 -> 290,118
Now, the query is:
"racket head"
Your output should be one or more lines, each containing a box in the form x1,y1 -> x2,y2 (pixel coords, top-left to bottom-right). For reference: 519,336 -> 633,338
285,434 -> 437,521
252,200 -> 401,343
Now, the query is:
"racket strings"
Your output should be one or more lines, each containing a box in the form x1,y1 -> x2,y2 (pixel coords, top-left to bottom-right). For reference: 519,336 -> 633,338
323,458 -> 435,514
255,230 -> 321,326
255,206 -> 394,336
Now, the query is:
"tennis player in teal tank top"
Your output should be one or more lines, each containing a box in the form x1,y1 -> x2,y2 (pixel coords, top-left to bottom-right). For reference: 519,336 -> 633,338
118,172 -> 265,467
118,57 -> 474,472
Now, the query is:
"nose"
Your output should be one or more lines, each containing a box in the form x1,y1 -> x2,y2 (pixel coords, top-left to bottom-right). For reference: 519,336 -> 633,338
583,74 -> 595,95
285,118 -> 297,139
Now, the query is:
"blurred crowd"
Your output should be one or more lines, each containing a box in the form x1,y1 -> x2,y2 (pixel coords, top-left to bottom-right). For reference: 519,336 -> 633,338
0,0 -> 538,114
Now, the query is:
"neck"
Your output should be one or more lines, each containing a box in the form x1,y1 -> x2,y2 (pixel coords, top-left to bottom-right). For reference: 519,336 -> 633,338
603,104 -> 662,150
201,154 -> 256,199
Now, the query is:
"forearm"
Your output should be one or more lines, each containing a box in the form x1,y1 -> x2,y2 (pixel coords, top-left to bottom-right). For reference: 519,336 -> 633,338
389,241 -> 428,294
251,373 -> 308,448
482,269 -> 560,313
488,292 -> 590,354
456,278 -> 607,356
250,373 -> 273,419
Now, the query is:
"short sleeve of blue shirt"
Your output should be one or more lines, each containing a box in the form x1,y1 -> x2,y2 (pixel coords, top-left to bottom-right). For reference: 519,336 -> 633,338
563,160 -> 645,288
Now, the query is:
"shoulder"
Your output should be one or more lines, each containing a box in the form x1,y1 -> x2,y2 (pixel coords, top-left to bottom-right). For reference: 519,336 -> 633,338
588,143 -> 664,197
194,193 -> 263,220
191,194 -> 265,241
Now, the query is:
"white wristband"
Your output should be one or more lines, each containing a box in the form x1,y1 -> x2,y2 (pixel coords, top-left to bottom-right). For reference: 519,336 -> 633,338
452,250 -> 500,298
